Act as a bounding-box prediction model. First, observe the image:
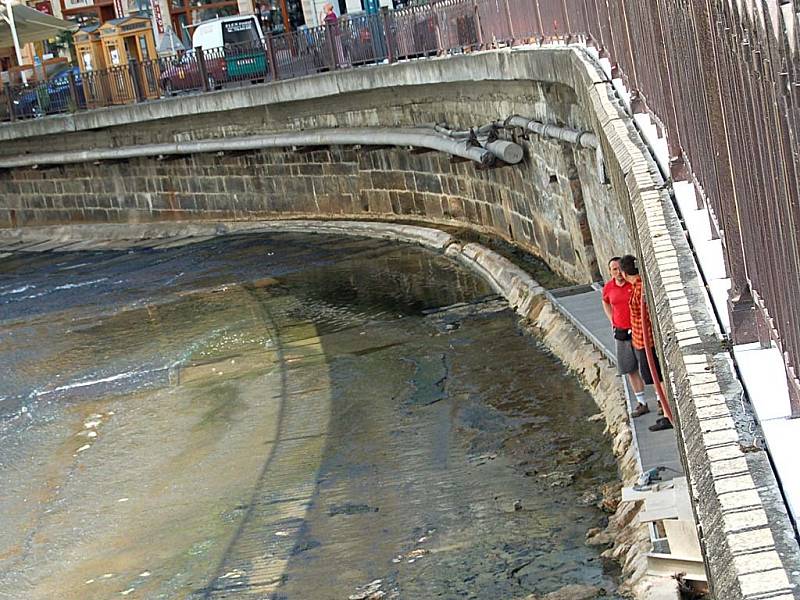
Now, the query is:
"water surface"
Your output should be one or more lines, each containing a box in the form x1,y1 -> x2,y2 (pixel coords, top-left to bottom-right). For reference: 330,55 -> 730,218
0,233 -> 619,599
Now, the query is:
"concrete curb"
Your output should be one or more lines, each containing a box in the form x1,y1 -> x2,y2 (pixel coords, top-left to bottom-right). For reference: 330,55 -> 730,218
445,241 -> 545,317
0,219 -> 542,312
0,219 -> 455,250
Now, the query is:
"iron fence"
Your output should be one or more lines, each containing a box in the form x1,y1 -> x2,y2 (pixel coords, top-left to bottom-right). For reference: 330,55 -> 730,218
2,0 -> 799,413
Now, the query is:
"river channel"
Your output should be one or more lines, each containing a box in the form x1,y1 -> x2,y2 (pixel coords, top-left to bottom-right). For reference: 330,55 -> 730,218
0,232 -> 621,599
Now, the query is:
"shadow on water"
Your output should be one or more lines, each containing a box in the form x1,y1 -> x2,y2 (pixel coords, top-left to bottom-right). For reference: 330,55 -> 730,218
271,299 -> 621,600
0,232 -> 621,600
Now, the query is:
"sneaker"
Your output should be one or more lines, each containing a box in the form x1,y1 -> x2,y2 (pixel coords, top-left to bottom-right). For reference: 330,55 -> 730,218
649,417 -> 674,431
631,403 -> 650,418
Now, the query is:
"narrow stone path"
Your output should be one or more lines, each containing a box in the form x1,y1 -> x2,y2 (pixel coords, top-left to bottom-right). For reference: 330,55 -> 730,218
547,285 -> 684,480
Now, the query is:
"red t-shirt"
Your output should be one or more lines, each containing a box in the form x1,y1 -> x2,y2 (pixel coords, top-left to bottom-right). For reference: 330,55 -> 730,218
602,279 -> 633,329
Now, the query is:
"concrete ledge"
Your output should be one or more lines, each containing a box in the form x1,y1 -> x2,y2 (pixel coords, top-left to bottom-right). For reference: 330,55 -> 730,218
0,219 -> 456,251
445,241 -> 544,317
0,47 -> 599,145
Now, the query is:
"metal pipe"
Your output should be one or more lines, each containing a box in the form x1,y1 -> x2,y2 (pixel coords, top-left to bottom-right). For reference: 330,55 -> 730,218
484,140 -> 524,164
432,123 -> 524,163
503,115 -> 599,149
0,127 -> 525,169
433,123 -> 496,138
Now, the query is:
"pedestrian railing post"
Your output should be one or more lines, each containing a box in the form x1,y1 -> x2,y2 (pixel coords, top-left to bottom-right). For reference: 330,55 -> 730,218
534,0 -> 543,40
325,22 -> 338,70
503,0 -> 514,42
129,59 -> 145,102
265,32 -> 278,80
381,6 -> 395,63
473,0 -> 483,49
196,46 -> 210,91
3,82 -> 15,122
67,70 -> 80,112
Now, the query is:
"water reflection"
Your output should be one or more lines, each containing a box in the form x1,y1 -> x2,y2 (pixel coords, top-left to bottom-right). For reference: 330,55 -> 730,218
0,233 -> 619,599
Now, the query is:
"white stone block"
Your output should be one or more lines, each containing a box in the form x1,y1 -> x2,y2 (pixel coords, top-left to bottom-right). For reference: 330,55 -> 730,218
739,569 -> 790,597
727,527 -> 775,553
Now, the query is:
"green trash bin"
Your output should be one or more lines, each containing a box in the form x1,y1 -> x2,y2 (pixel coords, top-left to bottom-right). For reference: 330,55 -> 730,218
226,51 -> 267,79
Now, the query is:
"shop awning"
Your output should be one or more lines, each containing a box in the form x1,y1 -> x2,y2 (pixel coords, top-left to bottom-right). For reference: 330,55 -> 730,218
0,0 -> 77,47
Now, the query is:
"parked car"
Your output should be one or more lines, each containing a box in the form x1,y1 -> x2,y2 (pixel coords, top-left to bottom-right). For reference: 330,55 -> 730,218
160,15 -> 269,94
13,66 -> 86,118
159,51 -> 228,94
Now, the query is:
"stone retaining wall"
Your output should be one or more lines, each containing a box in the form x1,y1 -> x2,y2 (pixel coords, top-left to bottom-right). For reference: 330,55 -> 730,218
584,56 -> 800,600
0,57 -> 631,284
0,139 -> 599,283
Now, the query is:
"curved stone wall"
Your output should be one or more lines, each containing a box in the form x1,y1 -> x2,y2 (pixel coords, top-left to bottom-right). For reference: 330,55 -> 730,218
0,54 -> 628,284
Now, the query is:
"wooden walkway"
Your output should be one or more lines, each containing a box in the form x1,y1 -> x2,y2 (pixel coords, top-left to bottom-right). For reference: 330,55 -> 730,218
547,284 -> 684,481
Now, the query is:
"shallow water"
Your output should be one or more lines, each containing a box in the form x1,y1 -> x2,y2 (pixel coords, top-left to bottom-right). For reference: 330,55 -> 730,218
0,233 -> 620,599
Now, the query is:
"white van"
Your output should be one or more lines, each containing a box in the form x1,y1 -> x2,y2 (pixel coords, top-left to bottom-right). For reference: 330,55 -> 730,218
190,15 -> 268,82
191,15 -> 264,52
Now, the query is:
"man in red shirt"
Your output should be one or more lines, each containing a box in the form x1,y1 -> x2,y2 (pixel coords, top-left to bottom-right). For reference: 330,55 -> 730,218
602,257 -> 648,416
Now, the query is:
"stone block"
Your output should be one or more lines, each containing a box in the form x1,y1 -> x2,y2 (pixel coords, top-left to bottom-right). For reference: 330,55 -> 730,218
414,173 -> 442,194
296,163 -> 323,176
738,569 -> 791,597
445,196 -> 466,220
368,190 -> 392,214
371,170 -> 406,191
723,508 -> 769,532
357,172 -> 373,190
394,191 -> 415,215
422,194 -> 444,219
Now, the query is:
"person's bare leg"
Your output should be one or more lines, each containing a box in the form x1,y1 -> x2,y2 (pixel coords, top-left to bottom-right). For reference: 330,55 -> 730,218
627,370 -> 644,394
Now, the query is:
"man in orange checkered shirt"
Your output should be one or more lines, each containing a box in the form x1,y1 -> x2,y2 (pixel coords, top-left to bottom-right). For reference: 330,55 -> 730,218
620,255 -> 663,418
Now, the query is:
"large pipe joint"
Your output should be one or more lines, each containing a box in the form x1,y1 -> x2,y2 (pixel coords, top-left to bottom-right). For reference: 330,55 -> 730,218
431,122 -> 523,164
484,139 -> 524,164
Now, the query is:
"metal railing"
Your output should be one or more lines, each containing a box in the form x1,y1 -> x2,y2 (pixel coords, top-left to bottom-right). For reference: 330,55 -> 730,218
2,0 -> 799,414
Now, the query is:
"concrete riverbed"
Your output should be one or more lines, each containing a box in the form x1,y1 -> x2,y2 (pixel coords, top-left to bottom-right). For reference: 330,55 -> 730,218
0,230 -> 624,599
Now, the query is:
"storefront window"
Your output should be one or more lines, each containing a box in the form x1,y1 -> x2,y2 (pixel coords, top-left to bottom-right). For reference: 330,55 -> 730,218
258,2 -> 284,33
286,0 -> 304,29
189,0 -> 233,6
191,4 -> 236,23
173,13 -> 190,45
108,44 -> 121,65
139,35 -> 150,59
